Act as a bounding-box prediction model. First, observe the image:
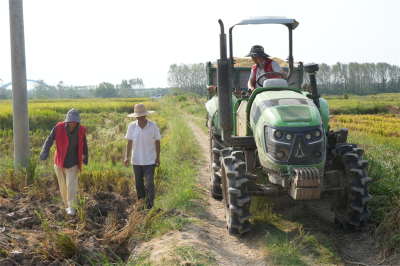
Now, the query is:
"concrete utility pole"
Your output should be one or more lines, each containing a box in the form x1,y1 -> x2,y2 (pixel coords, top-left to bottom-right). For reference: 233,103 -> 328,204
9,0 -> 30,172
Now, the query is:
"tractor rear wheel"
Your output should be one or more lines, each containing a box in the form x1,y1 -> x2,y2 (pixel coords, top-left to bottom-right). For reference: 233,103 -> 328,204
220,148 -> 252,234
330,143 -> 372,230
208,115 -> 223,200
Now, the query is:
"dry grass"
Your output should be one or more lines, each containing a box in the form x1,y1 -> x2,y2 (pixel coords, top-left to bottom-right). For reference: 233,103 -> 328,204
211,57 -> 287,68
374,199 -> 400,255
108,209 -> 146,244
103,212 -> 120,240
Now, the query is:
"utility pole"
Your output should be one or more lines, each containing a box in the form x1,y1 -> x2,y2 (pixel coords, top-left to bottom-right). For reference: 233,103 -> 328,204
9,0 -> 30,172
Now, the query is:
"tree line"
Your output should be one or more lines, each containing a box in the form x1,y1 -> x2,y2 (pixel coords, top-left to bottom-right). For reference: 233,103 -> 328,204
0,77 -> 168,99
2,61 -> 399,100
167,63 -> 206,96
303,62 -> 400,95
166,61 -> 400,97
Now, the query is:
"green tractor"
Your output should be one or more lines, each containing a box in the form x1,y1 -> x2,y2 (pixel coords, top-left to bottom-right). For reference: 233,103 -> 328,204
206,16 -> 372,235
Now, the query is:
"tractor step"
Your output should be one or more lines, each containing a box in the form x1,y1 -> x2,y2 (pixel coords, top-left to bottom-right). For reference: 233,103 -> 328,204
247,184 -> 280,196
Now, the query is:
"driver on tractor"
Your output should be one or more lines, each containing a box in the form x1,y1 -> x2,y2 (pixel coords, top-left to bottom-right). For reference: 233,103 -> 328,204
246,45 -> 288,93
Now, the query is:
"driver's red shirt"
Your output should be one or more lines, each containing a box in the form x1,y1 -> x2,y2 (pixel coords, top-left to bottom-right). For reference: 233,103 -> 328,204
251,58 -> 280,87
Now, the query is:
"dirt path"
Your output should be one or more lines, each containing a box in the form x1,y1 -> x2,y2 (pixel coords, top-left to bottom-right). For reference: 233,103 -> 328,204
185,121 -> 266,265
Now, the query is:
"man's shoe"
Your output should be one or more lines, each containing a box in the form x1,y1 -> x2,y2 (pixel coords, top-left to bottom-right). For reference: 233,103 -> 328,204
66,207 -> 76,217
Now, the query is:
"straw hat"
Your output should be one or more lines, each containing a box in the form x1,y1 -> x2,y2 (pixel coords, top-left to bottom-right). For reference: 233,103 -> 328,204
127,103 -> 154,117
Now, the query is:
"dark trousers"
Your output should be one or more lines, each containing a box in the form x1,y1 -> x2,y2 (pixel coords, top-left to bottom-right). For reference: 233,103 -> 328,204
132,164 -> 155,208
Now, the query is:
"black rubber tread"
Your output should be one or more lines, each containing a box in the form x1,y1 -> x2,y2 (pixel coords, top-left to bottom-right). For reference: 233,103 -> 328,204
211,172 -> 222,186
330,143 -> 372,230
220,148 -> 252,235
211,186 -> 223,200
208,116 -> 223,200
210,172 -> 223,199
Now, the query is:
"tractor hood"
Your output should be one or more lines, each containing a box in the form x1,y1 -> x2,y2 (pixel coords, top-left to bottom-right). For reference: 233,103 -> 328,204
249,90 -> 326,172
249,90 -> 322,130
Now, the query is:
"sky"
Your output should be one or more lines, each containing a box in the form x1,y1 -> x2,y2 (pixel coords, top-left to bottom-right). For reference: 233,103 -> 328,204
0,0 -> 399,89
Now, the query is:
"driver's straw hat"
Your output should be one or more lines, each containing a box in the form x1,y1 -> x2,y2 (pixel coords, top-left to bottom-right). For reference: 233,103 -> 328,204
127,103 -> 154,117
245,45 -> 271,58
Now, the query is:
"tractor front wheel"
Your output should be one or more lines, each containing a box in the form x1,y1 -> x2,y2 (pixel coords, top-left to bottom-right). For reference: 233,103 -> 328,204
220,147 -> 252,234
330,143 -> 372,230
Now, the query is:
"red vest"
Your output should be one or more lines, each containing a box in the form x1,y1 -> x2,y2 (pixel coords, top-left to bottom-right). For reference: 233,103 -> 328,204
252,58 -> 280,85
54,122 -> 86,172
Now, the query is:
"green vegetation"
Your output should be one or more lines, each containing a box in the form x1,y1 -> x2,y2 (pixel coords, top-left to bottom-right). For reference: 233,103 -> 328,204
167,63 -> 206,96
94,82 -> 117,98
326,93 -> 400,114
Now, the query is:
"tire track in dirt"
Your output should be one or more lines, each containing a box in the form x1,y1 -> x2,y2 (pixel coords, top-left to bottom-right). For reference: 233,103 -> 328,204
187,121 -> 266,266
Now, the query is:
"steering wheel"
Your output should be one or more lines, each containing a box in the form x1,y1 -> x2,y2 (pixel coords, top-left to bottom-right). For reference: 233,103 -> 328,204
256,72 -> 286,87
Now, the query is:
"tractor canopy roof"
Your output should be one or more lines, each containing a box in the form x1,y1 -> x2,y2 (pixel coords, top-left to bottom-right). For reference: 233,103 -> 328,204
234,16 -> 299,29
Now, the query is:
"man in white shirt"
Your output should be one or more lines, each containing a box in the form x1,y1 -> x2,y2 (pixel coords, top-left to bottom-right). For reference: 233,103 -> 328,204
124,103 -> 161,210
246,45 -> 288,93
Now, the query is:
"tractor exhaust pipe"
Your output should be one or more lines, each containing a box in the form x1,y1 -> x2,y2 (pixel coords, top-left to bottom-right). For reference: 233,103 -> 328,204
304,64 -> 321,112
217,19 -> 233,141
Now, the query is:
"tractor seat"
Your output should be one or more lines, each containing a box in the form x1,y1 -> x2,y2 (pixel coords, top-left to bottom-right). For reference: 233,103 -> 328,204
263,79 -> 288,88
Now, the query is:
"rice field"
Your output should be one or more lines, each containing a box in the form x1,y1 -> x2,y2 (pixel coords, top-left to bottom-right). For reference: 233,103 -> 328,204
330,114 -> 400,138
0,96 -> 207,263
326,93 -> 400,114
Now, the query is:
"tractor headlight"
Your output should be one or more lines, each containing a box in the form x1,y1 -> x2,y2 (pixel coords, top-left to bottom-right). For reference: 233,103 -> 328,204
313,150 -> 322,159
276,151 -> 285,159
274,130 -> 283,139
314,130 -> 321,138
285,133 -> 293,141
305,133 -> 312,140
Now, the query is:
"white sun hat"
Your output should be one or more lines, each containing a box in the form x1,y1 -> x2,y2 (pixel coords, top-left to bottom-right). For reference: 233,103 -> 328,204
127,103 -> 155,117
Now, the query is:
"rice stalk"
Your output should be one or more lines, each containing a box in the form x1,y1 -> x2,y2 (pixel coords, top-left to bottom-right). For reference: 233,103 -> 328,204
117,177 -> 130,197
103,212 -> 120,241
110,209 -> 145,244
92,171 -> 103,192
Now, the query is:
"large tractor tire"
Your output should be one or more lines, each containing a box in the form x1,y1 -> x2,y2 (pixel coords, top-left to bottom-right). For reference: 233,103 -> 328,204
220,148 -> 252,234
330,143 -> 372,230
208,115 -> 223,200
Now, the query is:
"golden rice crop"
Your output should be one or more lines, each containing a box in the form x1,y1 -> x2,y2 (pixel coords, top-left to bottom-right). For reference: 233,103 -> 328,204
0,98 -> 160,132
330,114 -> 400,137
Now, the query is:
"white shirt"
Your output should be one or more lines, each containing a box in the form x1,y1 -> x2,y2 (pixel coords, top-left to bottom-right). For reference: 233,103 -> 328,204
249,59 -> 283,88
125,120 -> 162,165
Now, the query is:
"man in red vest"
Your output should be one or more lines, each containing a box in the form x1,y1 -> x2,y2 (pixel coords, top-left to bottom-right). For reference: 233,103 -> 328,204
40,108 -> 88,216
246,45 -> 288,94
